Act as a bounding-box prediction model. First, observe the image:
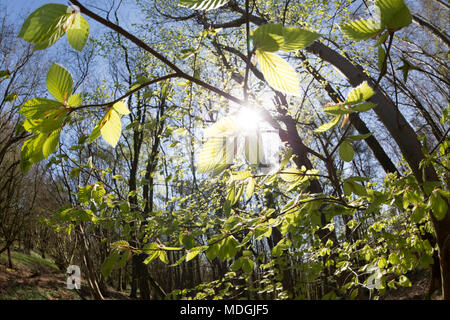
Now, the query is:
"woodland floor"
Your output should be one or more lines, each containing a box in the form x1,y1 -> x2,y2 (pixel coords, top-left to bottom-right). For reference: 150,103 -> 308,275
0,249 -> 443,300
0,249 -> 129,300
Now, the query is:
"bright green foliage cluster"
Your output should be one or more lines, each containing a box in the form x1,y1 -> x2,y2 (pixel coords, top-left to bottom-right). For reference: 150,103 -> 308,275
19,63 -> 77,172
340,0 -> 412,41
18,4 -> 89,51
252,24 -> 320,94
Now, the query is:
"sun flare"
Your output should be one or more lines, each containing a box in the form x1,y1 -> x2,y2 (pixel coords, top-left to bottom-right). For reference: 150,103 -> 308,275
234,107 -> 263,133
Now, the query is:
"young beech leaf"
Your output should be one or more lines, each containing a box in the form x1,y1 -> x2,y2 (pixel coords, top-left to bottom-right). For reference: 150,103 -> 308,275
18,4 -> 69,50
100,109 -> 122,148
256,49 -> 299,95
42,129 -> 61,158
246,177 -> 255,200
20,98 -> 62,120
340,19 -> 382,41
112,101 -> 131,115
352,102 -> 377,112
429,189 -> 448,221
68,93 -> 82,107
339,141 -> 355,162
314,115 -> 342,133
345,81 -> 374,105
46,63 -> 74,103
323,105 -> 355,115
20,133 -> 53,172
376,0 -> 412,30
252,24 -> 284,52
179,0 -> 230,11
280,27 -> 320,51
66,13 -> 90,51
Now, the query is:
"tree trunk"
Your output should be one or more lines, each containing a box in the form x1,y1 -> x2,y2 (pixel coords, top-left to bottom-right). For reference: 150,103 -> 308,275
7,246 -> 13,269
78,226 -> 104,300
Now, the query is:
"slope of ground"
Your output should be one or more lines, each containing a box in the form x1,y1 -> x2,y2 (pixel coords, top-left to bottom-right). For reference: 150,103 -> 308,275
0,249 -> 129,300
381,269 -> 443,300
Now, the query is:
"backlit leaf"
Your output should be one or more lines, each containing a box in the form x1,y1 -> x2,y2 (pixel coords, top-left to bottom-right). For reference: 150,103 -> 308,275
256,49 -> 299,95
345,81 -> 374,105
376,0 -> 412,30
313,115 -> 342,133
179,0 -> 229,11
100,109 -> 122,148
46,63 -> 73,103
339,141 -> 355,162
18,4 -> 69,50
67,13 -> 89,51
280,27 -> 320,51
340,19 -> 382,41
252,24 -> 284,52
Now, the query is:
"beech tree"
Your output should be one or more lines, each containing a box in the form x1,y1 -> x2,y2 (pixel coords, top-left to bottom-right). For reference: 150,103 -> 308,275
7,0 -> 449,300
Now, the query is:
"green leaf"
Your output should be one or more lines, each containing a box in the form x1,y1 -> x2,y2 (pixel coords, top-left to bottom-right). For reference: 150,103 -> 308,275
179,233 -> 195,249
429,189 -> 448,221
279,168 -> 304,182
89,122 -> 101,144
241,258 -> 255,274
179,0 -> 229,11
280,27 -> 320,51
256,49 -> 299,95
378,257 -> 387,269
396,57 -> 419,83
0,70 -> 10,79
46,63 -> 74,102
376,0 -> 412,30
5,92 -> 18,102
20,134 -> 46,172
246,177 -> 255,200
186,246 -> 207,262
352,102 -> 377,112
116,251 -> 130,269
112,101 -> 130,115
230,258 -> 242,271
343,180 -> 368,197
144,251 -> 160,264
345,81 -> 374,105
339,141 -> 355,162
252,24 -> 284,52
66,13 -> 89,51
18,4 -> 69,50
68,93 -> 82,107
42,129 -> 61,158
159,250 -> 169,264
205,242 -> 220,261
100,109 -> 122,148
101,250 -> 120,279
377,45 -> 386,72
218,236 -> 239,261
388,253 -> 400,265
340,19 -> 382,41
419,254 -> 434,269
231,171 -> 252,181
347,132 -> 374,141
398,275 -> 412,287
20,98 -> 62,120
313,115 -> 342,133
323,105 -> 356,115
